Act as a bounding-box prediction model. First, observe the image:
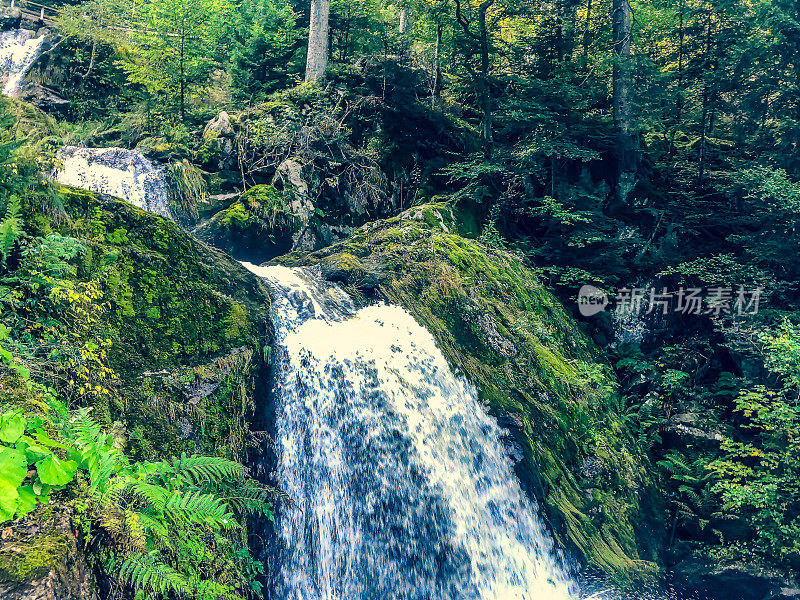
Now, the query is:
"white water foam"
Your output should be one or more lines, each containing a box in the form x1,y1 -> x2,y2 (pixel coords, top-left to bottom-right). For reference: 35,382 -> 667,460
0,29 -> 47,97
243,262 -> 578,600
54,146 -> 173,219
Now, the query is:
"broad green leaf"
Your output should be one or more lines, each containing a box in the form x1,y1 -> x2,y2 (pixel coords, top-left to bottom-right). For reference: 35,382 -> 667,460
15,485 -> 37,517
17,437 -> 51,463
31,481 -> 51,497
33,429 -> 66,451
0,412 -> 25,444
0,447 -> 27,521
35,455 -> 77,487
11,364 -> 30,380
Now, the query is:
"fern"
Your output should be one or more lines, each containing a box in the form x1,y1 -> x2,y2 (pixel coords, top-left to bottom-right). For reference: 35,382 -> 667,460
68,409 -> 123,493
120,552 -> 195,597
165,490 -> 233,527
220,479 -> 285,517
0,196 -> 23,266
129,481 -> 170,508
158,453 -> 249,486
135,511 -> 173,551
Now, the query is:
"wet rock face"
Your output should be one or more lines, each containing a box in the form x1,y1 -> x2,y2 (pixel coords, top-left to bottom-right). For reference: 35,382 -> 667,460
0,8 -> 22,31
671,560 -> 799,600
0,508 -> 97,600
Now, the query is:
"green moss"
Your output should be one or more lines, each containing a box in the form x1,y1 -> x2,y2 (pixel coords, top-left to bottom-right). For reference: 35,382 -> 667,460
271,202 -> 658,583
0,533 -> 70,583
197,184 -> 298,261
45,184 -> 272,460
219,201 -> 251,227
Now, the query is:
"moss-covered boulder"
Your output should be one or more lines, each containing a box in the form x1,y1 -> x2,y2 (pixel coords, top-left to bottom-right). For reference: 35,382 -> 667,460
195,184 -> 299,263
274,203 -> 660,583
24,185 -> 273,460
0,504 -> 95,600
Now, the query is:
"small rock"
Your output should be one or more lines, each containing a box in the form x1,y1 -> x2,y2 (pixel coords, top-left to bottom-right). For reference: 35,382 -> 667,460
204,111 -> 233,137
0,7 -> 22,30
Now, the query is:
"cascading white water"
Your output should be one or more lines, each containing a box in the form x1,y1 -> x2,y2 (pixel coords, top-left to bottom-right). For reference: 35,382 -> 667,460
243,262 -> 579,600
0,29 -> 47,97
612,281 -> 659,345
54,146 -> 173,219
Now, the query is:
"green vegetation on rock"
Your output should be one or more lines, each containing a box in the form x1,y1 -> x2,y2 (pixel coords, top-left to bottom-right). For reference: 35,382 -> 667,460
275,203 -> 658,581
196,184 -> 298,262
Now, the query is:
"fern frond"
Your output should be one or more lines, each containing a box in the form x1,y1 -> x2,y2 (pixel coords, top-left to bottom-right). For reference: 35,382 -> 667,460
0,195 -> 22,265
220,480 -> 288,517
69,409 -> 122,493
129,482 -> 170,509
157,453 -> 248,486
165,491 -> 233,527
135,511 -> 173,552
119,552 -> 195,597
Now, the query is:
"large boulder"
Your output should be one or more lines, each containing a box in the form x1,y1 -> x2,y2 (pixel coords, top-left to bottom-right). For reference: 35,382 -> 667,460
0,506 -> 96,600
194,184 -> 299,264
201,111 -> 236,171
671,559 -> 800,600
32,185 -> 273,459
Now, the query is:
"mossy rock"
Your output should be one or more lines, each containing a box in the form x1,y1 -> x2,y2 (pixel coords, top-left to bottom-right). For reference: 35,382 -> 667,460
274,202 -> 660,584
195,184 -> 299,263
25,185 -> 273,459
319,252 -> 384,289
0,504 -> 89,598
136,137 -> 191,162
0,533 -> 70,584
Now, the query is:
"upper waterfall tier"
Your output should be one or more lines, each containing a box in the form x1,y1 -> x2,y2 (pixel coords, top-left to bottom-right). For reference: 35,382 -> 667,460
54,146 -> 173,220
0,29 -> 47,97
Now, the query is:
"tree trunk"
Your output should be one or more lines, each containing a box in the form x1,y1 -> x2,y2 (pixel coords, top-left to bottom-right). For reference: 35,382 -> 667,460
555,0 -> 564,62
180,27 -> 186,122
676,0 -> 685,123
432,20 -> 442,107
478,0 -> 494,153
698,11 -> 713,185
582,0 -> 593,60
454,0 -> 494,153
611,0 -> 639,203
305,0 -> 331,82
399,6 -> 413,60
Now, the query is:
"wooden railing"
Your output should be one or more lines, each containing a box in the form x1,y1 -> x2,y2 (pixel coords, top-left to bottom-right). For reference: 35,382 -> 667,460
2,0 -> 59,26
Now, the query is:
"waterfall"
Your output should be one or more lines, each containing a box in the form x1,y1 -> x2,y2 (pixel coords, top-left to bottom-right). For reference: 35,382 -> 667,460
243,262 -> 578,600
54,146 -> 173,220
0,29 -> 47,97
611,281 -> 663,346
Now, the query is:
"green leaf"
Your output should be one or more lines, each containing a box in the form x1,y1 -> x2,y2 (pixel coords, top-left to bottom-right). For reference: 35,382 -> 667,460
11,364 -> 30,380
33,429 -> 67,451
0,447 -> 28,521
35,455 -> 77,487
15,485 -> 38,517
31,481 -> 51,497
0,412 -> 25,444
16,437 -> 51,463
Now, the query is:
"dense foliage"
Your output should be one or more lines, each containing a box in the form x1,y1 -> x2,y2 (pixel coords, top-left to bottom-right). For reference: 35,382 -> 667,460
2,0 -> 800,590
0,99 -> 274,597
